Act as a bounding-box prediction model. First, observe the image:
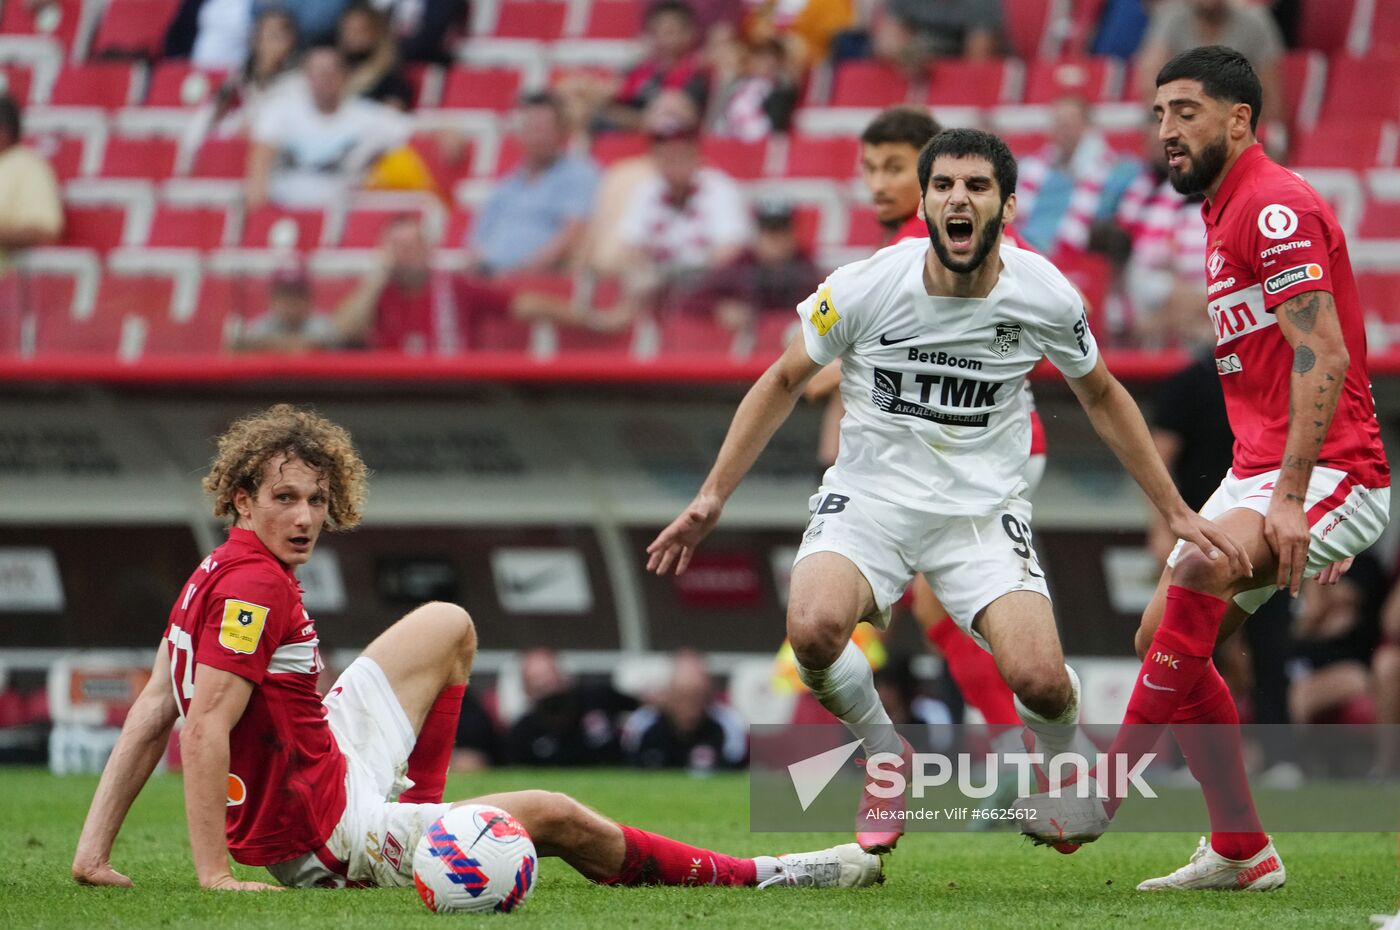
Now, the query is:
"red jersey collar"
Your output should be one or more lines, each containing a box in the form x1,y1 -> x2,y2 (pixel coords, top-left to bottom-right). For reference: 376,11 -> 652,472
1203,142 -> 1266,225
227,526 -> 296,577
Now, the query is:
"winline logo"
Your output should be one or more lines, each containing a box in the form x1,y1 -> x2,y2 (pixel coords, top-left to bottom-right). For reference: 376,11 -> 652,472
787,739 -> 1157,811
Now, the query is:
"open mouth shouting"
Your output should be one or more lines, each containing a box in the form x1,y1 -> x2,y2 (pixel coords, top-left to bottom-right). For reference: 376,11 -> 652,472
944,215 -> 976,253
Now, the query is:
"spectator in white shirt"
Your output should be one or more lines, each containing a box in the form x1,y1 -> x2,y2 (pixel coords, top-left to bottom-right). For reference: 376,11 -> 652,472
245,45 -> 410,209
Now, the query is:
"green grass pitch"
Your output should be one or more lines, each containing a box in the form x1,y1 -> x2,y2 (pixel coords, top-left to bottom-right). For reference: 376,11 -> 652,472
1,767 -> 1394,929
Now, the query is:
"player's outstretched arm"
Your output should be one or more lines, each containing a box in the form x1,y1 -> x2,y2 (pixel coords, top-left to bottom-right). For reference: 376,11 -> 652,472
72,644 -> 180,888
1067,357 -> 1252,579
647,336 -> 824,575
180,664 -> 281,892
1269,288 -> 1349,596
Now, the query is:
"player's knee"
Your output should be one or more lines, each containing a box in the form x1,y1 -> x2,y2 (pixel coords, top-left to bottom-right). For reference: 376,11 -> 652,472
523,790 -> 579,842
416,601 -> 476,659
1005,663 -> 1070,717
1169,545 -> 1237,593
786,608 -> 846,669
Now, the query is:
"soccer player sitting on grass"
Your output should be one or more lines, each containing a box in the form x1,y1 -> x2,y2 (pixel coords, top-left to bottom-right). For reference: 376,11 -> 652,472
72,404 -> 882,892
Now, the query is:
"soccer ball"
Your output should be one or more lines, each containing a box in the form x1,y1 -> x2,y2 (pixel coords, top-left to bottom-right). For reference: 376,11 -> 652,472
413,804 -> 538,914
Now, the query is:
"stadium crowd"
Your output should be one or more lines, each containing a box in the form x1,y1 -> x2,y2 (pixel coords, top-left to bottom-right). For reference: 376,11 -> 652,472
0,0 -> 1397,358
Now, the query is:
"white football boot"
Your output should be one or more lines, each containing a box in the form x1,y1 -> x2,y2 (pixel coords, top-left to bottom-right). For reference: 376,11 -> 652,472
756,844 -> 884,889
1013,778 -> 1110,849
1371,913 -> 1400,929
1136,836 -> 1286,891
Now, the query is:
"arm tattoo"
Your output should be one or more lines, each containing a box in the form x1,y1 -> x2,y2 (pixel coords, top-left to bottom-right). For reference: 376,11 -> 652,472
1284,292 -> 1321,333
1293,344 -> 1316,373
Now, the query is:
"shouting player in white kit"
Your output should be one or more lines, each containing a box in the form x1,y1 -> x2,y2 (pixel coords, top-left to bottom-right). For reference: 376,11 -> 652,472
647,128 -> 1248,853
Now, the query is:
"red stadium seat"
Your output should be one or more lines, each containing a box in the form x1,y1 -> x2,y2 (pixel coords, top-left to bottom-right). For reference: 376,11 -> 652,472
656,315 -> 739,355
198,274 -> 271,325
1322,54 -> 1400,123
0,65 -> 34,106
1103,129 -> 1145,158
240,207 -> 326,251
1002,0 -> 1058,60
494,136 -> 523,177
401,63 -> 435,109
1023,57 -> 1119,104
34,303 -> 124,355
143,304 -> 229,354
13,271 -> 78,347
1375,2 -> 1400,51
95,273 -> 175,322
1292,119 -> 1396,169
441,66 -> 523,111
49,63 -> 137,109
1279,50 -> 1323,131
1355,272 -> 1400,331
780,135 -> 858,179
25,133 -> 86,180
340,206 -> 432,248
555,322 -> 635,354
844,204 -> 887,249
591,132 -> 649,165
493,1 -> 568,40
790,205 -> 822,252
409,132 -> 475,192
1001,130 -> 1051,159
582,0 -> 644,39
99,136 -> 178,180
310,275 -> 360,312
0,0 -> 84,52
63,204 -> 128,251
926,59 -> 1012,108
445,207 -> 474,247
147,204 -> 229,249
188,136 -> 249,179
146,62 -> 227,107
1053,250 -> 1111,325
1360,201 -> 1400,239
828,61 -> 910,108
90,0 -> 180,59
1298,0 -> 1357,54
753,311 -> 799,357
701,138 -> 768,180
471,315 -> 534,351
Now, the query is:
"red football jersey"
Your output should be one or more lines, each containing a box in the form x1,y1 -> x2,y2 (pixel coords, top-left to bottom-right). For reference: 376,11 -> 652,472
164,527 -> 346,866
1202,144 -> 1388,488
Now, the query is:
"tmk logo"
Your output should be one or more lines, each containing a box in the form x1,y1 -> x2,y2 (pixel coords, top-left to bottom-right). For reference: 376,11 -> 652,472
1151,652 -> 1180,669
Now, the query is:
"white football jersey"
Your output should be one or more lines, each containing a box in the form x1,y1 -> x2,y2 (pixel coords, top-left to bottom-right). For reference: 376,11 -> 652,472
797,238 -> 1098,515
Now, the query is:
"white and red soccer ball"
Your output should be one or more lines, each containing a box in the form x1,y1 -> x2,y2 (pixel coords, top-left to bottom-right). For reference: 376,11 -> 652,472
413,804 -> 538,914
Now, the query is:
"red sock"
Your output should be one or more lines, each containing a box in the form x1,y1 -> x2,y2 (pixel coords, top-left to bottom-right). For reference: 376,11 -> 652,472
399,684 -> 465,804
1172,664 -> 1268,861
926,617 -> 1020,728
601,825 -> 758,887
1100,586 -> 1224,815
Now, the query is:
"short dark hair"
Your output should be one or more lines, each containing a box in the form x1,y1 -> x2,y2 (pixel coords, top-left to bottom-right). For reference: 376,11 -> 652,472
1156,45 -> 1262,132
0,94 -> 20,141
861,105 -> 942,150
645,0 -> 695,27
518,89 -> 567,122
917,128 -> 1018,202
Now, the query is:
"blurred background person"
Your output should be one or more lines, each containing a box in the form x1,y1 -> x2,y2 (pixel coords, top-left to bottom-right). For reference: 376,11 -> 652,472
706,199 -> 819,337
465,91 -> 600,277
869,0 -> 1002,77
1014,91 -> 1138,259
245,46 -> 410,208
707,37 -> 799,142
182,8 -> 301,157
621,651 -> 747,772
228,264 -> 341,353
337,1 -> 415,110
0,94 -> 62,353
504,648 -> 638,766
1133,0 -> 1287,155
1288,551 -> 1388,727
603,107 -> 753,325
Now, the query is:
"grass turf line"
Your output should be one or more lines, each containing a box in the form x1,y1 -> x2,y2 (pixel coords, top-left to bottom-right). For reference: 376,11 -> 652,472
1,767 -> 1394,929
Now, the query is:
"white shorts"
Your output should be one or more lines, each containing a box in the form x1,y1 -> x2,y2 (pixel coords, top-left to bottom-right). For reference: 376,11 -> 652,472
265,657 -> 449,889
794,486 -> 1050,647
1167,466 -> 1391,614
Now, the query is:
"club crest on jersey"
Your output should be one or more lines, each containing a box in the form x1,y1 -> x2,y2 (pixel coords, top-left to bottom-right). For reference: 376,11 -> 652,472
990,322 -> 1021,358
1207,250 -> 1224,277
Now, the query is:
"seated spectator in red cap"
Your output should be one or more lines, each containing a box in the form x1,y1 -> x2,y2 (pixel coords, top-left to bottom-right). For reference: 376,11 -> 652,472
230,264 -> 342,353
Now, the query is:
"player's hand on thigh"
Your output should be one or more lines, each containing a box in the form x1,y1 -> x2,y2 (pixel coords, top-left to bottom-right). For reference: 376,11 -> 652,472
1168,510 -> 1253,580
203,874 -> 284,892
1315,557 -> 1354,586
1264,497 -> 1311,596
72,858 -> 134,888
646,492 -> 724,575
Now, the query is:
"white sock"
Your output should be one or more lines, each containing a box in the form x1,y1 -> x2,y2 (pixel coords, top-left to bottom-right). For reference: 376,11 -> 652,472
752,855 -> 781,885
1014,664 -> 1096,761
797,640 -> 904,757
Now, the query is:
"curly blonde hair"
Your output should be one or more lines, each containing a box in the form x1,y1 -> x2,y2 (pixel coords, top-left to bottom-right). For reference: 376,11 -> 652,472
203,404 -> 368,530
